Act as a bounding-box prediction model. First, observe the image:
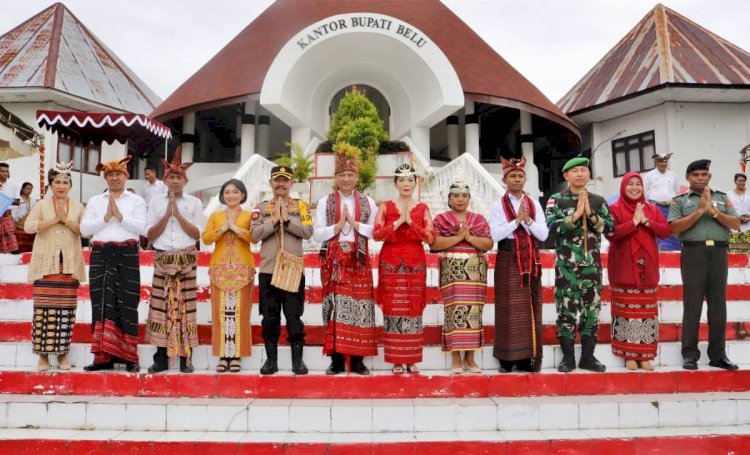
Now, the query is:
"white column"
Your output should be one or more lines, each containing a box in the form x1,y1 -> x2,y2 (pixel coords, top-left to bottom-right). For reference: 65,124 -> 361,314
464,101 -> 479,161
520,110 -> 540,198
257,115 -> 270,156
291,126 -> 312,151
240,100 -> 256,163
181,112 -> 196,163
409,126 -> 430,162
446,116 -> 459,159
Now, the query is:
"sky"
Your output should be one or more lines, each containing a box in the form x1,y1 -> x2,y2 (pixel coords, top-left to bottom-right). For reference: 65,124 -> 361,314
2,0 -> 749,105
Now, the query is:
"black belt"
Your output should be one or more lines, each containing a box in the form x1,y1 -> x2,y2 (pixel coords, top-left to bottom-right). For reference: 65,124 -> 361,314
683,240 -> 728,247
497,239 -> 516,251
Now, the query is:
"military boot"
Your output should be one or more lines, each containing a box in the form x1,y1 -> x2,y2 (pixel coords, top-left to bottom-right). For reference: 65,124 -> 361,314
148,347 -> 169,374
291,340 -> 308,375
579,335 -> 606,372
557,337 -> 577,373
180,355 -> 194,373
260,341 -> 279,375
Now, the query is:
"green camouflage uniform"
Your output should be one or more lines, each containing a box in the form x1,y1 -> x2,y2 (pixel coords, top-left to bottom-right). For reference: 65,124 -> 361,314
545,189 -> 615,340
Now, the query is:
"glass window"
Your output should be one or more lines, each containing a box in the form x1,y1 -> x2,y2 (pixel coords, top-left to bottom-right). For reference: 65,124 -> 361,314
611,131 -> 656,177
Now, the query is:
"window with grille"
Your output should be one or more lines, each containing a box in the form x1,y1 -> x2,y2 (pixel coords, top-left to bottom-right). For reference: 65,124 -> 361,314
56,138 -> 101,175
611,131 -> 655,177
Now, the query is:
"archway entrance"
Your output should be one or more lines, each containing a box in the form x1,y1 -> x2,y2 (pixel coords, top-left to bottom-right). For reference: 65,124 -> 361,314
329,85 -> 390,134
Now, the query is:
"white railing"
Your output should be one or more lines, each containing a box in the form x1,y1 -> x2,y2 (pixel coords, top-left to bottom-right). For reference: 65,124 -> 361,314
422,153 -> 505,217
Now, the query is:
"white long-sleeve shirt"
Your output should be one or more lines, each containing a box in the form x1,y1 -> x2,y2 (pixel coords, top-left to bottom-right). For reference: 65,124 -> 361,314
80,190 -> 147,242
643,168 -> 680,202
146,192 -> 205,250
139,179 -> 167,206
490,193 -> 549,242
312,191 -> 378,243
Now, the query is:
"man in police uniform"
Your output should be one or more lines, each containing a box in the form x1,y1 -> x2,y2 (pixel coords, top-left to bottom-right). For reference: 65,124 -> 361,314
251,166 -> 313,375
668,159 -> 741,370
545,156 -> 615,373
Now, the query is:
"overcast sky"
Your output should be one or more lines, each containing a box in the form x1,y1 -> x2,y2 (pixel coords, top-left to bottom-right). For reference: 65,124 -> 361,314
3,0 -> 749,105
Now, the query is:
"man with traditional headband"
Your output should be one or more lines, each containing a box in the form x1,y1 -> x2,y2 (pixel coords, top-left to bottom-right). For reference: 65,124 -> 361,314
144,147 -> 204,374
669,159 -> 740,370
80,156 -> 147,372
545,156 -> 614,373
251,165 -> 314,375
313,147 -> 378,375
643,153 -> 682,250
490,157 -> 548,373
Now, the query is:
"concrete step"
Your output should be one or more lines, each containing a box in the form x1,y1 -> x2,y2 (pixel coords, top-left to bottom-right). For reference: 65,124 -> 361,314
3,340 -> 750,372
1,392 -> 749,433
0,427 -> 748,452
3,297 -> 750,327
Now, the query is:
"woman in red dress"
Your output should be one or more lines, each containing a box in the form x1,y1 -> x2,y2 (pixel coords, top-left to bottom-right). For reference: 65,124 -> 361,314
374,164 -> 434,374
606,171 -> 672,371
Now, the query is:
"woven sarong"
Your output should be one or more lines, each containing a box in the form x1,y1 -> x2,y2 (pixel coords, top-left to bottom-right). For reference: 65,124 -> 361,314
0,212 -> 17,253
210,263 -> 253,358
493,249 -> 543,363
145,247 -> 198,359
89,243 -> 140,364
439,253 -> 486,352
32,273 -> 79,354
321,241 -> 377,357
610,285 -> 658,360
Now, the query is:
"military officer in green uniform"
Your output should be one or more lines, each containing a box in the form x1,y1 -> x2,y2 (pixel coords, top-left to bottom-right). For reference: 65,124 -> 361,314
545,157 -> 615,372
668,159 -> 741,371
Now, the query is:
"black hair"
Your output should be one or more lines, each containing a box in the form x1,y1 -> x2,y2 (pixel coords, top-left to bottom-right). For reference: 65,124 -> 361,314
735,173 -> 747,182
219,178 -> 248,204
47,169 -> 72,187
393,164 -> 417,184
21,182 -> 33,190
144,166 -> 157,173
0,162 -> 8,169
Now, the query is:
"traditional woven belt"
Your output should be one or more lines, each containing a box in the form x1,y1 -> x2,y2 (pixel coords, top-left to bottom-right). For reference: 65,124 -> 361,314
91,240 -> 138,247
441,252 -> 483,259
682,240 -> 728,247
497,239 -> 516,251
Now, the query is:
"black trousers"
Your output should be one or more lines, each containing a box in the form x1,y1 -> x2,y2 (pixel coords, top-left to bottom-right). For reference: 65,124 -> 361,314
258,273 -> 305,344
680,245 -> 728,362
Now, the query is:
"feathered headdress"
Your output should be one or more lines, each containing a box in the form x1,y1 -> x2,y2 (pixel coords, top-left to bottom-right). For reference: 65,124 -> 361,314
501,156 -> 527,176
95,156 -> 132,178
162,147 -> 193,180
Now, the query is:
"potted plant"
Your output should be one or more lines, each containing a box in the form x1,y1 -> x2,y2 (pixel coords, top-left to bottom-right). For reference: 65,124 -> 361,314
274,142 -> 314,195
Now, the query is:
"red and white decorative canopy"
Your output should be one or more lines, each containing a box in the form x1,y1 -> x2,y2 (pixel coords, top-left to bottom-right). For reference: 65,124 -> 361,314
36,111 -> 172,145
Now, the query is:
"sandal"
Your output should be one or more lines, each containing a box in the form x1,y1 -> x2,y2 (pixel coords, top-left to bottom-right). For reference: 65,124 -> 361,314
625,360 -> 638,371
57,354 -> 71,371
229,358 -> 242,373
464,363 -> 481,374
216,358 -> 229,373
392,364 -> 404,375
406,364 -> 419,375
639,361 -> 655,371
37,355 -> 49,372
451,366 -> 464,375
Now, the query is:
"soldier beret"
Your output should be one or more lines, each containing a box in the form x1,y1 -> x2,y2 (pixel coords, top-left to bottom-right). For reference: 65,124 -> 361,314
270,166 -> 293,180
685,159 -> 711,174
562,156 -> 590,173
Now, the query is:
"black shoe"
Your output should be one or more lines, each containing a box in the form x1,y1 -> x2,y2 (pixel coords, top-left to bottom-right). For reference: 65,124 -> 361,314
179,356 -> 194,374
683,359 -> 699,370
326,353 -> 346,375
557,337 -> 576,373
291,341 -> 308,375
498,360 -> 514,373
260,342 -> 279,375
350,357 -> 370,375
84,361 -> 114,371
709,358 -> 739,370
148,348 -> 169,374
579,335 -> 606,373
125,362 -> 140,373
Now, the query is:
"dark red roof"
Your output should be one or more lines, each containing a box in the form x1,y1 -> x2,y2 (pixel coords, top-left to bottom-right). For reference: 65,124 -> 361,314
558,4 -> 750,115
151,0 -> 577,134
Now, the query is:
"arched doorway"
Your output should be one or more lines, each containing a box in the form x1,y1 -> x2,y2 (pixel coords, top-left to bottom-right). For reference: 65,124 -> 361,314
329,85 -> 390,134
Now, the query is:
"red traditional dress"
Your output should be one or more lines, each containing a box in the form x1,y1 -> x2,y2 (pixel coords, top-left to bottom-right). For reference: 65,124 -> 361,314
432,210 -> 490,352
374,201 -> 434,364
607,171 -> 672,361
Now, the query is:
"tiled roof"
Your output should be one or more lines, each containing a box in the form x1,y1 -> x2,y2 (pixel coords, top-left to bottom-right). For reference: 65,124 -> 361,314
558,4 -> 750,115
0,2 -> 160,114
151,0 -> 576,134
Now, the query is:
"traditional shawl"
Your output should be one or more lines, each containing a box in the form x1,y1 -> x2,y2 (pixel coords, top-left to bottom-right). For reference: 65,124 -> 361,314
319,191 -> 371,279
501,192 -> 541,286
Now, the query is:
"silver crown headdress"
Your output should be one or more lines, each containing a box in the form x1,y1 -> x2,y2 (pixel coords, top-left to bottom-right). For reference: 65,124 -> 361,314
53,161 -> 74,176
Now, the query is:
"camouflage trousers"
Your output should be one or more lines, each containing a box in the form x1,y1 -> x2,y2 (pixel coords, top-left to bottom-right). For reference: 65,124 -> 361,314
554,263 -> 602,340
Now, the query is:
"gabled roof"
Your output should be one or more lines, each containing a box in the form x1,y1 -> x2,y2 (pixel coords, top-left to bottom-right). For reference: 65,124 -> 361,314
558,4 -> 750,115
0,2 -> 160,114
151,0 -> 577,134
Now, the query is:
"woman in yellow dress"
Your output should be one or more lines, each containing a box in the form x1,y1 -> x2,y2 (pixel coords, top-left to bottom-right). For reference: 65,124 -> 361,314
202,179 -> 256,373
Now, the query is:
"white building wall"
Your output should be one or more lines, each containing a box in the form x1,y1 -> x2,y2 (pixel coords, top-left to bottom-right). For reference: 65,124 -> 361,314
590,104 -> 668,198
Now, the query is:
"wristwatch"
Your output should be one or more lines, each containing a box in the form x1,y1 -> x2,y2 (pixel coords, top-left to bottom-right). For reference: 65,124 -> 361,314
711,210 -> 719,218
